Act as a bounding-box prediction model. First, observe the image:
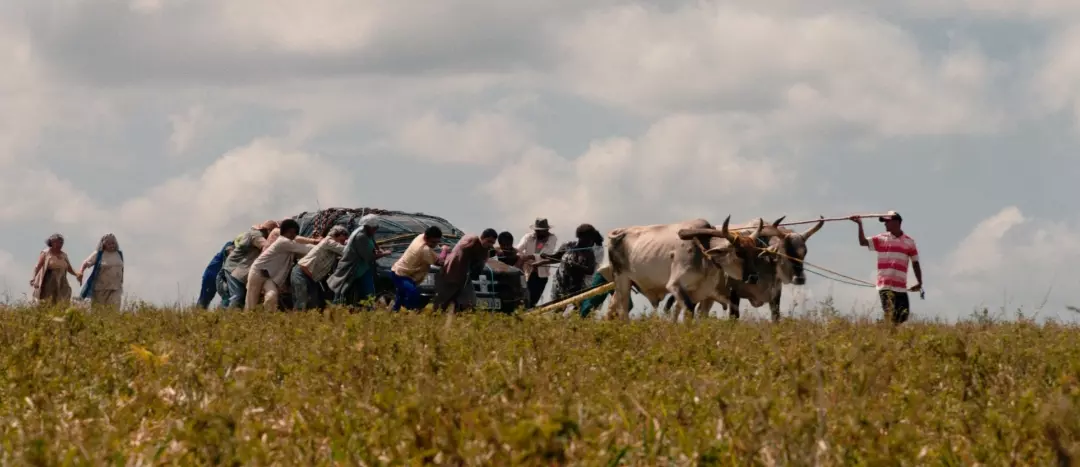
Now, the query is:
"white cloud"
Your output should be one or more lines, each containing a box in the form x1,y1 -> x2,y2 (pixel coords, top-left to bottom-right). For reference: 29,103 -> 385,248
483,114 -> 794,231
395,111 -> 534,164
1034,25 -> 1080,129
3,0 -> 1076,321
946,206 -> 1026,277
111,139 -> 358,302
941,206 -> 1080,319
168,104 -> 211,156
556,4 -> 1002,135
0,168 -> 105,225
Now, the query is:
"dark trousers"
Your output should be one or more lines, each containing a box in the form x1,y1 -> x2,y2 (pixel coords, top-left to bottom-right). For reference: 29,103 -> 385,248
389,271 -> 421,311
879,289 -> 911,324
526,272 -> 548,308
334,269 -> 375,308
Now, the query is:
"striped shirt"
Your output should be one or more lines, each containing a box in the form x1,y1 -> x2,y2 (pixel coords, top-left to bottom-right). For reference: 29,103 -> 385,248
868,233 -> 919,292
297,237 -> 347,282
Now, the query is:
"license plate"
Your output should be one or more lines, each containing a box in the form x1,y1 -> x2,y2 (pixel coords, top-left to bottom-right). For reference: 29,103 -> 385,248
476,297 -> 501,310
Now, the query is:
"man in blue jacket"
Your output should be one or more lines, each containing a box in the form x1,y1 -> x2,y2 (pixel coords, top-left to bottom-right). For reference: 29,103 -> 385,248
198,241 -> 235,309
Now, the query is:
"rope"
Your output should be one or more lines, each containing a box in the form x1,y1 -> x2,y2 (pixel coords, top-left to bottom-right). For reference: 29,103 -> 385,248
724,213 -> 894,231
805,268 -> 875,288
751,245 -> 876,288
687,231 -> 876,288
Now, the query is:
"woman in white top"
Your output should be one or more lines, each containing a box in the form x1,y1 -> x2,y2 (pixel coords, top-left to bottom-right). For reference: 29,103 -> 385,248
79,233 -> 125,309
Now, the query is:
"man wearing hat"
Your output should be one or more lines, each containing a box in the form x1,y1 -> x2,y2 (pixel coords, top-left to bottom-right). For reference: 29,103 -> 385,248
515,218 -> 559,308
850,211 -> 923,324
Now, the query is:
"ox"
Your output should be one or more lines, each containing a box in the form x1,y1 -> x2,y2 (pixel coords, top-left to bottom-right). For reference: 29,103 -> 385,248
661,215 -> 825,321
663,219 -> 779,321
604,216 -> 763,321
726,215 -> 824,320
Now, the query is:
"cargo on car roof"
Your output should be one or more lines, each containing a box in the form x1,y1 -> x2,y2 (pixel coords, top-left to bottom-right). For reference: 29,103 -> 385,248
291,207 -> 529,313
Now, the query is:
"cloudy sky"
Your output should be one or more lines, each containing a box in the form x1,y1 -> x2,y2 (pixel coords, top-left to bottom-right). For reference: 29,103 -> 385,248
2,0 -> 1078,321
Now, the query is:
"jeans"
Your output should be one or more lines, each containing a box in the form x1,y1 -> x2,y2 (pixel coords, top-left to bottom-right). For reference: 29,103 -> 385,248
215,268 -> 231,308
225,272 -> 246,309
290,265 -> 324,311
389,270 -> 421,311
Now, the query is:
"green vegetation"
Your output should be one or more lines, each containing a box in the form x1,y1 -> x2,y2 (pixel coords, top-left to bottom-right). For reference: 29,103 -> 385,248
1,304 -> 1079,465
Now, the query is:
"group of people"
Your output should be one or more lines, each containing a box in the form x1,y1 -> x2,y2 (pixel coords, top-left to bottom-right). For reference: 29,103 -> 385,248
27,211 -> 922,323
195,215 -> 608,314
29,233 -> 125,308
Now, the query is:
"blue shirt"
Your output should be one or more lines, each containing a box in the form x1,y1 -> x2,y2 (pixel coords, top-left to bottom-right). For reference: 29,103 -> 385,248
202,241 -> 233,279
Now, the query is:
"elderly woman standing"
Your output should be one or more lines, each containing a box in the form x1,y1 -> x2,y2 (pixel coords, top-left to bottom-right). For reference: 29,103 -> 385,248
30,233 -> 82,304
78,233 -> 125,309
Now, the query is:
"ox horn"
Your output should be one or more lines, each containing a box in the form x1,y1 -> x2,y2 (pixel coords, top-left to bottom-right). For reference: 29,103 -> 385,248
801,215 -> 825,240
772,216 -> 786,228
749,218 -> 764,242
721,215 -> 737,241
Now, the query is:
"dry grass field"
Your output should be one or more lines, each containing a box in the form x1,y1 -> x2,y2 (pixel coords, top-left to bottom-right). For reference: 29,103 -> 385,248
1,304 -> 1079,465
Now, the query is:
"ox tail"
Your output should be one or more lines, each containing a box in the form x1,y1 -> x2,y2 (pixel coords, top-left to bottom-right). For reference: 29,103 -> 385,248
607,230 -> 630,275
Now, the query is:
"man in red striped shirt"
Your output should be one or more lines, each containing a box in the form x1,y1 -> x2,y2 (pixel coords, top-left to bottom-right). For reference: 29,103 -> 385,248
850,211 -> 923,324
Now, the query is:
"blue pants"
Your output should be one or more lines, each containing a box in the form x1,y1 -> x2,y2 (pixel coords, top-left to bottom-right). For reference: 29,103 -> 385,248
290,265 -> 325,311
389,271 -> 421,311
225,272 -> 246,309
197,270 -> 218,309
198,268 -> 231,309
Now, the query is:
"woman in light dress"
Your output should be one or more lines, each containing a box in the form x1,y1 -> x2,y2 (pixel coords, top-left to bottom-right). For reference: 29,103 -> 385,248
78,233 -> 125,309
30,233 -> 82,304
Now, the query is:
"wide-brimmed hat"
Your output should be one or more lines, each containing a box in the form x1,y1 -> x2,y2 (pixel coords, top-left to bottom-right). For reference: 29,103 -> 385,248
529,218 -> 552,230
878,211 -> 903,223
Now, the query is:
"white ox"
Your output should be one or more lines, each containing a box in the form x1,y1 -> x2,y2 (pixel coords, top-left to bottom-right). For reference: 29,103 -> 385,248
603,216 -> 764,320
667,216 -> 826,321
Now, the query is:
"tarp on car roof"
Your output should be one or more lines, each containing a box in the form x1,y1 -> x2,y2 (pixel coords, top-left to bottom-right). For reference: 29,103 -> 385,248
292,207 -> 475,272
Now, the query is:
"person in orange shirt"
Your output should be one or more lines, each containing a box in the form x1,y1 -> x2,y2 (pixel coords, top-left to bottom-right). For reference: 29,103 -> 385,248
389,226 -> 448,311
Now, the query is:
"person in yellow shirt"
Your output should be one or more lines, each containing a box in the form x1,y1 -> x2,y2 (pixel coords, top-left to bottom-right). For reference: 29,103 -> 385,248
389,226 -> 448,311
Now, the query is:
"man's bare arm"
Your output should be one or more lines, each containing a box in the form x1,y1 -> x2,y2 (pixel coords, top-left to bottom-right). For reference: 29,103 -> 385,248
294,235 -> 319,245
851,217 -> 869,247
911,261 -> 923,289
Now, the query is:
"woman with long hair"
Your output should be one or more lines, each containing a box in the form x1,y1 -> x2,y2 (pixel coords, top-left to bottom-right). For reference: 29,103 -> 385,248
30,233 -> 82,304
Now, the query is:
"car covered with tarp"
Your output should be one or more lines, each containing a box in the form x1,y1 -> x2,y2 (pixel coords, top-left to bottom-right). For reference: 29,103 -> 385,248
291,207 -> 528,313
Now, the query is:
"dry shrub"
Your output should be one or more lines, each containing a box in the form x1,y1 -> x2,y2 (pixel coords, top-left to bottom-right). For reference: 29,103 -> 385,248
0,304 -> 1078,465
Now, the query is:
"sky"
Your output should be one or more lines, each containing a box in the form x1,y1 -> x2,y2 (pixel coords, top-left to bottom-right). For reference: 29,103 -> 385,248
2,0 -> 1079,322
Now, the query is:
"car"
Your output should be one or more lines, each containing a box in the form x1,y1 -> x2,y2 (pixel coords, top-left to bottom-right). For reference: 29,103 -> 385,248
291,207 -> 529,313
